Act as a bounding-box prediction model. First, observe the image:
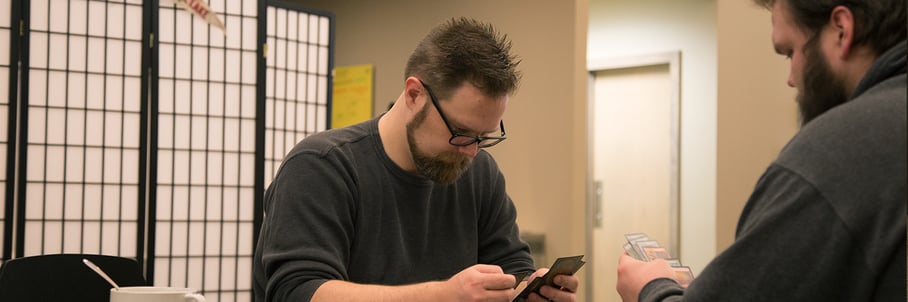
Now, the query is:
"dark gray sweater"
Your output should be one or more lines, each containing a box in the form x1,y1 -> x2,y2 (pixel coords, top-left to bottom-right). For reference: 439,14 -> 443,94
640,41 -> 907,302
252,116 -> 535,302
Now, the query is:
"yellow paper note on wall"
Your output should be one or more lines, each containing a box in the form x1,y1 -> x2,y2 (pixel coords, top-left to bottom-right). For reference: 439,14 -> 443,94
331,64 -> 374,129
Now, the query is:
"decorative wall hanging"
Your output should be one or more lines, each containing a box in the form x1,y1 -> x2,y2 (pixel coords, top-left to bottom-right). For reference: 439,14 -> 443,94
172,0 -> 226,33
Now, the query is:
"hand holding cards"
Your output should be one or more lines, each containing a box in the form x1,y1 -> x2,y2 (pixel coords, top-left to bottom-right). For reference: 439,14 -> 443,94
624,233 -> 694,287
512,255 -> 585,302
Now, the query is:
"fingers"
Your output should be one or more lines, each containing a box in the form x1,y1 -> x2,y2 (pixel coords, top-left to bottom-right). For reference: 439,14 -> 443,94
449,266 -> 517,301
529,286 -> 577,302
526,292 -> 551,302
617,253 -> 645,276
468,264 -> 517,290
484,274 -> 518,290
553,275 -> 579,293
543,275 -> 579,302
532,267 -> 550,278
524,273 -> 578,302
472,264 -> 505,274
616,254 -> 673,302
524,267 -> 548,286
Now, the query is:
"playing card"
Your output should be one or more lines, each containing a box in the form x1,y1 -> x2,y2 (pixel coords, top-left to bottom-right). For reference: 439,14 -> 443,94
642,246 -> 671,261
665,258 -> 682,267
632,240 -> 661,261
624,233 -> 649,244
623,233 -> 695,288
672,266 -> 694,287
512,255 -> 585,302
623,242 -> 643,260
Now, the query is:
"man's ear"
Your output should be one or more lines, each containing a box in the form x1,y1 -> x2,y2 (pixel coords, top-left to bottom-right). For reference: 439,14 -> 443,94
829,5 -> 855,58
403,77 -> 425,111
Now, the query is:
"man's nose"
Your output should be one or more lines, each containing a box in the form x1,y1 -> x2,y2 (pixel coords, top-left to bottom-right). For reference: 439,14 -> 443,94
457,143 -> 479,157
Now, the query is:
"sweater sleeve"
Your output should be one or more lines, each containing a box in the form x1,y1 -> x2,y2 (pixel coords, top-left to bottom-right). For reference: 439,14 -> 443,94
640,165 -> 879,301
258,151 -> 358,302
475,153 -> 535,275
639,278 -> 684,302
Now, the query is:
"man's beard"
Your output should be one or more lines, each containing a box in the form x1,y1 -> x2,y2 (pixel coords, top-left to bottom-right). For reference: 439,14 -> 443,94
406,104 -> 472,184
797,38 -> 849,126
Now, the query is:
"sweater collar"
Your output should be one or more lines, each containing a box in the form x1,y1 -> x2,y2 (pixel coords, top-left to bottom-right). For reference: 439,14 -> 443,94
851,41 -> 907,99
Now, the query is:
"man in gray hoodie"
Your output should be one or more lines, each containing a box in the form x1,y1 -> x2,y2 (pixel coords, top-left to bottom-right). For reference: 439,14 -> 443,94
617,0 -> 906,301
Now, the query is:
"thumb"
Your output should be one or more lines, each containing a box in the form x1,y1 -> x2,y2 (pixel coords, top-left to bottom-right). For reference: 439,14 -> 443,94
471,264 -> 505,274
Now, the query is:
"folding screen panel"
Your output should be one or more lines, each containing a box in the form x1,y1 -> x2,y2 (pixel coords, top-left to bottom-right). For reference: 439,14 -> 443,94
263,3 -> 332,186
23,0 -> 144,258
0,1 -> 333,300
155,1 -> 257,301
0,0 -> 10,262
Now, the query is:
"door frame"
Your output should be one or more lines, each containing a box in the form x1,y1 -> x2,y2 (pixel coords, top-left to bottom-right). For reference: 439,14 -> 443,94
584,51 -> 681,301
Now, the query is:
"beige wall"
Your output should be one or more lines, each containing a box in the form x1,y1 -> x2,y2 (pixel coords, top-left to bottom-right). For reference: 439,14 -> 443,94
716,0 -> 798,250
588,0 -> 799,267
294,0 -> 590,299
587,0 -> 718,272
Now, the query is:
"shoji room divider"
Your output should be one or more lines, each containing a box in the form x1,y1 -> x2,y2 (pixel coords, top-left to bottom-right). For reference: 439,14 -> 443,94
0,0 -> 12,262
0,1 -> 333,301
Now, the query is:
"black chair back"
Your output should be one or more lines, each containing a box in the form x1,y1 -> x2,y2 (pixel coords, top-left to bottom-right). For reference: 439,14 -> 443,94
0,254 -> 147,302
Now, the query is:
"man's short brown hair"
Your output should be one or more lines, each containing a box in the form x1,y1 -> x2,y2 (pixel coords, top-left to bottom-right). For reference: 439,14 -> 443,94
405,18 -> 522,100
753,0 -> 906,56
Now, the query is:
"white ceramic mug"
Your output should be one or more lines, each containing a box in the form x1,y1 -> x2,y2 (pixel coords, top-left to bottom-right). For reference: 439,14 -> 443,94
110,286 -> 206,302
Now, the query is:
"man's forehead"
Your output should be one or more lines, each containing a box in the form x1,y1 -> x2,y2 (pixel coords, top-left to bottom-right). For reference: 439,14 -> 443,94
770,4 -> 776,23
769,6 -> 782,45
771,2 -> 812,40
769,0 -> 787,26
442,87 -> 507,134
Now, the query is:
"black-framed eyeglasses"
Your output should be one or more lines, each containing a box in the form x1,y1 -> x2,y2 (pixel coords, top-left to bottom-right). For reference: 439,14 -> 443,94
419,80 -> 507,148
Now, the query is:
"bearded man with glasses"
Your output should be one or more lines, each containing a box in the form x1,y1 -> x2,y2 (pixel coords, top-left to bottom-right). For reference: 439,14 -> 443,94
254,17 -> 579,302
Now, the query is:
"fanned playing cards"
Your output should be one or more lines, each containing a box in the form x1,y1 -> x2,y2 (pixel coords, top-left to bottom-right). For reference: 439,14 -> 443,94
624,233 -> 694,287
